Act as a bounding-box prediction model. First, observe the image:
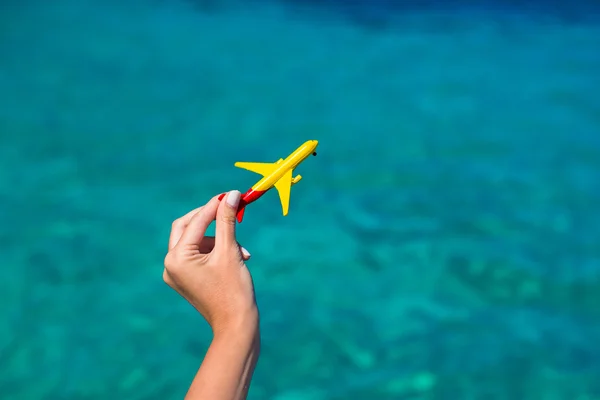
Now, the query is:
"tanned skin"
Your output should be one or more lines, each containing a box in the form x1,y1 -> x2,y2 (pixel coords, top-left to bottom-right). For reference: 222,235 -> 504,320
163,191 -> 260,400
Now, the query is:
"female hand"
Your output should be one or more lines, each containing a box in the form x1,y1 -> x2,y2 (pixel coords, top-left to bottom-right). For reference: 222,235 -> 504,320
163,190 -> 258,334
163,191 -> 261,400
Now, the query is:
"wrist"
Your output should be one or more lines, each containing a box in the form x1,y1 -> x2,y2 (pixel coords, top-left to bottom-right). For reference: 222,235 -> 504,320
213,308 -> 260,342
212,319 -> 261,361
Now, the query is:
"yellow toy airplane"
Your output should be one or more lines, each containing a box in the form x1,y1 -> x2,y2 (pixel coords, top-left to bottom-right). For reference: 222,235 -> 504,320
218,140 -> 318,222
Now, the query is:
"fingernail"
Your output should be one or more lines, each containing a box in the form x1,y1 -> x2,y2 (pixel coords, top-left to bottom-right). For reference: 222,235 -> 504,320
241,247 -> 251,258
226,190 -> 241,208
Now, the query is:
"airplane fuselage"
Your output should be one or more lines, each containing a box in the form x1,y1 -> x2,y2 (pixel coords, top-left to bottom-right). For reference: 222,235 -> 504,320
241,140 -> 318,206
218,140 -> 318,222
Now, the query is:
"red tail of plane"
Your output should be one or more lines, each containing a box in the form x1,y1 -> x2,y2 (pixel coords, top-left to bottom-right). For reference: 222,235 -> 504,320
236,205 -> 246,223
217,193 -> 246,223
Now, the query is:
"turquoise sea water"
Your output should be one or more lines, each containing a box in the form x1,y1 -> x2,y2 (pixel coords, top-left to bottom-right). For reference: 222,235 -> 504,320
1,1 -> 599,398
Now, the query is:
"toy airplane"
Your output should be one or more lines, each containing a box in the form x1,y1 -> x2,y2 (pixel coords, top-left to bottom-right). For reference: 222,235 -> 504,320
218,140 -> 318,222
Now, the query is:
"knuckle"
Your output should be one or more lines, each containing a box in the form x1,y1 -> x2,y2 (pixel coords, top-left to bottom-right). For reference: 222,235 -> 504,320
162,269 -> 174,286
220,212 -> 236,225
171,218 -> 182,229
163,251 -> 181,273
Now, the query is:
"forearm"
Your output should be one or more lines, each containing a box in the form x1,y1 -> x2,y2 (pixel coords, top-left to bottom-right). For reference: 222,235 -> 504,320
185,319 -> 261,400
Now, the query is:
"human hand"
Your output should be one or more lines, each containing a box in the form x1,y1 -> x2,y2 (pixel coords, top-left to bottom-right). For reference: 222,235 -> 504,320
163,191 -> 258,335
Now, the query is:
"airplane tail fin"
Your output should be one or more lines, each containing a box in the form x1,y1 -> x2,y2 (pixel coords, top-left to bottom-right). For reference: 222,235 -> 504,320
217,194 -> 247,223
236,205 -> 246,223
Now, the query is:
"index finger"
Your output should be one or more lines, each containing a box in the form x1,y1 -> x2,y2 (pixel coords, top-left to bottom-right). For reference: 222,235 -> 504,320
169,194 -> 223,250
177,196 -> 222,249
169,206 -> 204,250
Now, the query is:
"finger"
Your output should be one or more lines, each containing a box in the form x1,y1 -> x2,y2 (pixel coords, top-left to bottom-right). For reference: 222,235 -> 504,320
177,196 -> 222,248
215,190 -> 241,250
239,246 -> 251,261
169,206 -> 204,250
168,194 -> 224,250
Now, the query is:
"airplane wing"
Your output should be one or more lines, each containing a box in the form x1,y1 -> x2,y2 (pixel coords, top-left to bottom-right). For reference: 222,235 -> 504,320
234,162 -> 277,176
274,169 -> 293,216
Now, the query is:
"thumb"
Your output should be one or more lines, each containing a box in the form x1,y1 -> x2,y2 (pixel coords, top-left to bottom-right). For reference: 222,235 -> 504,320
215,190 -> 240,249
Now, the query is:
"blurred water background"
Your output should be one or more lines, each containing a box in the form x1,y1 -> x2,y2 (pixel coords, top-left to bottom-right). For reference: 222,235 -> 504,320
1,0 -> 599,398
